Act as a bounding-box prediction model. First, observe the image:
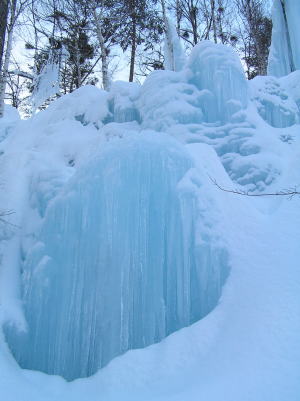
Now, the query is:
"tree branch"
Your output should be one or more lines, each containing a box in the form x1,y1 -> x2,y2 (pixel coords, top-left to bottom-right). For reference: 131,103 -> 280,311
0,209 -> 19,227
209,176 -> 300,199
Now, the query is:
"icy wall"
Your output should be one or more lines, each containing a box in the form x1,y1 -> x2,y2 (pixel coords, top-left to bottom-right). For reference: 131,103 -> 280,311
268,0 -> 300,77
5,134 -> 229,381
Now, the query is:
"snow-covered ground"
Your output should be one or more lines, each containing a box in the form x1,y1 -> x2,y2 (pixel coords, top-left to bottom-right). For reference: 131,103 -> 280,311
0,39 -> 300,400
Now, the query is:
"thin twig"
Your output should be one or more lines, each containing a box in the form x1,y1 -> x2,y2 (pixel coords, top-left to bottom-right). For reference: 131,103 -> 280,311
0,210 -> 19,228
209,176 -> 300,199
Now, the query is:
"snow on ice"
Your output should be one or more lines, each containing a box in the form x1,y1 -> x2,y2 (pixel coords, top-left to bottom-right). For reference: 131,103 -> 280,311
0,5 -> 300,401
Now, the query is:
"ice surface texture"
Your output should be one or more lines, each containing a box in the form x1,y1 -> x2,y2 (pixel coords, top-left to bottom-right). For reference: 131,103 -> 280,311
250,76 -> 299,128
268,0 -> 300,77
188,41 -> 248,123
5,134 -> 229,380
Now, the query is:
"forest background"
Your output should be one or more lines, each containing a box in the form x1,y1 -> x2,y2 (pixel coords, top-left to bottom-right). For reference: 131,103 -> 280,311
0,0 -> 272,117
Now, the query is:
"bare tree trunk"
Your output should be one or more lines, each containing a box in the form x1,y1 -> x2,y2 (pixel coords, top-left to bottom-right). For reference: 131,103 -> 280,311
0,0 -> 9,71
91,0 -> 110,91
190,5 -> 198,45
129,0 -> 137,82
75,46 -> 82,88
129,31 -> 136,82
210,0 -> 217,43
0,0 -> 17,118
175,0 -> 182,35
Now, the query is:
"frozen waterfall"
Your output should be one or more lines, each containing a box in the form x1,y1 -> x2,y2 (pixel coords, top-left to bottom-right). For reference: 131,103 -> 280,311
268,0 -> 300,77
5,133 -> 229,381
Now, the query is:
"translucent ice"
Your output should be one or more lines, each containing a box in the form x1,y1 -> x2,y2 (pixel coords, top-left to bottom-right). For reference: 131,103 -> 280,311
108,81 -> 141,123
268,0 -> 300,77
188,41 -> 248,123
163,18 -> 186,72
5,133 -> 229,381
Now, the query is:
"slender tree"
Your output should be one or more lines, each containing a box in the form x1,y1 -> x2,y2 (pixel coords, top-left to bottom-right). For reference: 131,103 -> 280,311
235,0 -> 272,77
90,0 -> 110,90
118,0 -> 163,82
168,0 -> 234,48
0,0 -> 9,70
0,0 -> 18,118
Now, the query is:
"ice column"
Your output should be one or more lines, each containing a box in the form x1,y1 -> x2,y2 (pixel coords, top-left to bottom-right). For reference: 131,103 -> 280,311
6,134 -> 229,381
188,41 -> 248,123
268,0 -> 300,77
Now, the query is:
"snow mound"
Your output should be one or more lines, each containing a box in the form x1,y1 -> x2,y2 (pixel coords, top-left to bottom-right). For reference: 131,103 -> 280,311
33,85 -> 110,128
250,75 -> 299,128
139,70 -> 203,131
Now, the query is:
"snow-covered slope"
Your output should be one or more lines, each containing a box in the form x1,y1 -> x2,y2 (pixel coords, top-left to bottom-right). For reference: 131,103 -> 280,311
0,38 -> 300,400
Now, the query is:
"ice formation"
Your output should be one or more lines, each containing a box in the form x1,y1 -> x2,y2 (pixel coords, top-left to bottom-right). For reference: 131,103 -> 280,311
268,0 -> 300,77
163,18 -> 186,72
5,133 -> 229,380
250,76 -> 299,128
1,21 -> 300,399
188,41 -> 248,123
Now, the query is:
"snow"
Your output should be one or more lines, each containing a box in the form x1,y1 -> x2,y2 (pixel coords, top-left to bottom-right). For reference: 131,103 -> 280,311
250,75 -> 299,128
108,81 -> 141,123
31,61 -> 60,113
33,84 -> 111,128
0,104 -> 20,142
0,34 -> 300,401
